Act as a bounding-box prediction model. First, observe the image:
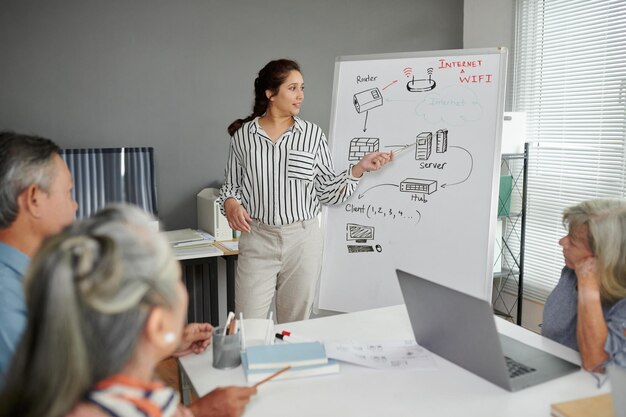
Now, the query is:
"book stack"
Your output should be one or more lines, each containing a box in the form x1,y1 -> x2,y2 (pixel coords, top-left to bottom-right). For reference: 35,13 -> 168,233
241,342 -> 339,384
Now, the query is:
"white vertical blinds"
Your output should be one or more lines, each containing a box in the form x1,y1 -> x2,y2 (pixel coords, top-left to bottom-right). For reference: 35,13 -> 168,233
512,0 -> 626,302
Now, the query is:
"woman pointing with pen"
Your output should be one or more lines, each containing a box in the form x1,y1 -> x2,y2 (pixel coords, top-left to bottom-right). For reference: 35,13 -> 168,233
219,59 -> 392,324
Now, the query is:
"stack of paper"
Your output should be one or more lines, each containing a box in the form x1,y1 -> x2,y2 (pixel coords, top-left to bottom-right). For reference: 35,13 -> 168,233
164,228 -> 222,258
164,228 -> 204,245
174,243 -> 222,258
163,228 -> 215,246
241,342 -> 339,383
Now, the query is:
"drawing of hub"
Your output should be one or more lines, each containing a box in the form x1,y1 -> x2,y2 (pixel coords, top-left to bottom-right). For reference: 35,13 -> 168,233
399,178 -> 438,194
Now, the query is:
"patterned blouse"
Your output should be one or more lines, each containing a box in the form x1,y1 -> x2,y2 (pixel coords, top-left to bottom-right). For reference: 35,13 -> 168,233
85,374 -> 192,417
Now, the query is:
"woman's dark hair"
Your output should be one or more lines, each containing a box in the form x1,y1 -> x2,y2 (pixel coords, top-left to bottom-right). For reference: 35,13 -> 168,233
227,59 -> 301,136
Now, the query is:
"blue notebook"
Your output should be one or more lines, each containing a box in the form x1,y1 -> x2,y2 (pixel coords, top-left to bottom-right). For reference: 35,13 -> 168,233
241,352 -> 339,383
244,342 -> 328,370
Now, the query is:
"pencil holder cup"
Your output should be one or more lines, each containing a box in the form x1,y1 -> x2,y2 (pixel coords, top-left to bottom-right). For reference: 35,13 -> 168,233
242,318 -> 274,347
212,326 -> 242,369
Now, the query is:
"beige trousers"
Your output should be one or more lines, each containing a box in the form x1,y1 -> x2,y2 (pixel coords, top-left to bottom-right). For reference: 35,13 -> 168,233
235,218 -> 323,324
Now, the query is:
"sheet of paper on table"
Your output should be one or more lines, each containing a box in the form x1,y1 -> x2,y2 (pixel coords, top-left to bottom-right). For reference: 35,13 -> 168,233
324,340 -> 438,370
220,241 -> 239,251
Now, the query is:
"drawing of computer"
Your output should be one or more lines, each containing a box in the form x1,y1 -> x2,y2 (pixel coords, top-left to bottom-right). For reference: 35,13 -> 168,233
346,223 -> 374,243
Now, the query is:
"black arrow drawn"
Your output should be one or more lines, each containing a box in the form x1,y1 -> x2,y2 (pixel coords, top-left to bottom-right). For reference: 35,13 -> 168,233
363,111 -> 369,132
440,145 -> 474,188
357,183 -> 399,199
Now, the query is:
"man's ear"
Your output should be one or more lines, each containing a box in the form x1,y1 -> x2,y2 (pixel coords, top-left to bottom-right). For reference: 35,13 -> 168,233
19,184 -> 44,219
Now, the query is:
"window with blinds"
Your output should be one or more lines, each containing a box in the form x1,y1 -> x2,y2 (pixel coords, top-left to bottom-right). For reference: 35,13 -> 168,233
61,147 -> 158,220
512,0 -> 626,302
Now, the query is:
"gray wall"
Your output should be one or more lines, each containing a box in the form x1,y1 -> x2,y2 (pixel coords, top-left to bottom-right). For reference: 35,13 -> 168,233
463,0 -> 516,110
0,0 -> 463,229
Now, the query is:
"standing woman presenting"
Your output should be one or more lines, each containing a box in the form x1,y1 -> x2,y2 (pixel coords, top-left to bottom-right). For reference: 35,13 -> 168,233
220,59 -> 392,323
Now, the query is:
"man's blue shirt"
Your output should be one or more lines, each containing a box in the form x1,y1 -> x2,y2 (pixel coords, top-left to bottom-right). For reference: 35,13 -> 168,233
0,242 -> 29,379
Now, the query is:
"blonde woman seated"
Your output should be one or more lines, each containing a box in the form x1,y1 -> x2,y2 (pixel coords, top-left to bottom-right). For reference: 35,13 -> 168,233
542,199 -> 626,371
0,204 -> 256,417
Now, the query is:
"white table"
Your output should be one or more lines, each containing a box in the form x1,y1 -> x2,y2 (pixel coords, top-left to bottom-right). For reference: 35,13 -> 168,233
179,305 -> 609,417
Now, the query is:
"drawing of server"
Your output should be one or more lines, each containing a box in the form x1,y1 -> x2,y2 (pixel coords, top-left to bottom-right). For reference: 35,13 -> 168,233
415,132 -> 432,160
353,88 -> 383,113
436,129 -> 448,153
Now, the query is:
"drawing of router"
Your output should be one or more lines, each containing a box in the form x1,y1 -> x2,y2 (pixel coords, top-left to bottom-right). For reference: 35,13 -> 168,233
416,132 -> 432,160
348,137 -> 379,161
353,87 -> 383,113
406,68 -> 436,92
399,178 -> 438,194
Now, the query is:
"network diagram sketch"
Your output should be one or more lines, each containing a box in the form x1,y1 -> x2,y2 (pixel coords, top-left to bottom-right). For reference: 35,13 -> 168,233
320,50 -> 506,313
340,64 -> 476,236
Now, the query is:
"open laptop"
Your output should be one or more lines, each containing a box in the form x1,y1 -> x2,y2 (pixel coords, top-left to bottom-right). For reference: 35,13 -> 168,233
396,269 -> 580,391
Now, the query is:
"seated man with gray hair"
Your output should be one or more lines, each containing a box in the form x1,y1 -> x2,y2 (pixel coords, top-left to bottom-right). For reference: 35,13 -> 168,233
0,131 -> 216,387
0,131 -> 78,377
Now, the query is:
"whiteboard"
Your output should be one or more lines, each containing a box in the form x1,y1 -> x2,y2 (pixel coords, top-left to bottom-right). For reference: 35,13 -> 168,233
319,48 -> 507,312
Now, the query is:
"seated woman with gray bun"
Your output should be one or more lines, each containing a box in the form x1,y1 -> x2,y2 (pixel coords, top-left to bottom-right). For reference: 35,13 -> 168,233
0,204 -> 256,417
542,198 -> 626,371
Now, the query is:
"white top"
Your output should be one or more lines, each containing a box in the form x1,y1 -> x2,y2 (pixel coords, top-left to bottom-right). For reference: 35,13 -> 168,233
179,305 -> 609,417
219,117 -> 360,226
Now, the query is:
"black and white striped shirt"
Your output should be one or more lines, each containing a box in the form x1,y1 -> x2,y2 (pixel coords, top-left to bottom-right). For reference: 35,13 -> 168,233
219,117 -> 359,226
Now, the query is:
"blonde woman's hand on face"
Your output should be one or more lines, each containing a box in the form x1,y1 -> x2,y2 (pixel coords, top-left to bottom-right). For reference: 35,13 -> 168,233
189,386 -> 257,417
573,255 -> 609,370
574,256 -> 601,294
172,323 -> 213,357
352,151 -> 394,178
224,198 -> 252,233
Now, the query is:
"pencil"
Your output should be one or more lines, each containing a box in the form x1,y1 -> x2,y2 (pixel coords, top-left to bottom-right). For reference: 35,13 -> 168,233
252,365 -> 292,388
228,318 -> 237,335
239,312 -> 246,350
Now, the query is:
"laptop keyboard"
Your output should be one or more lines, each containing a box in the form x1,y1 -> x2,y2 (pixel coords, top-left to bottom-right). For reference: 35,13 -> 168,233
505,356 -> 536,378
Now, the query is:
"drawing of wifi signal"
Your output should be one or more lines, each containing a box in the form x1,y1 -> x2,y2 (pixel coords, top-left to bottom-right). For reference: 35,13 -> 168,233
403,67 -> 413,77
